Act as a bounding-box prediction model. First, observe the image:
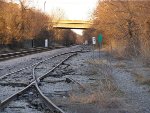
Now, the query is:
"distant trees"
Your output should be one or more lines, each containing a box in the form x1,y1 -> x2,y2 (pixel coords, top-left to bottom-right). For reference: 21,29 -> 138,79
84,0 -> 150,61
0,1 -> 78,48
62,29 -> 76,46
83,28 -> 95,44
75,34 -> 84,44
0,1 -> 51,46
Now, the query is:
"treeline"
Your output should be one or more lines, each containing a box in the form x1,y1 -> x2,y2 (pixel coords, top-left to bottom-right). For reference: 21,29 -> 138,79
0,0 -> 77,48
84,1 -> 150,62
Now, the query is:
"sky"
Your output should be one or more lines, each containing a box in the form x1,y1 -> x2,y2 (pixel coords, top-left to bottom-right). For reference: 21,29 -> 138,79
31,0 -> 98,20
13,0 -> 99,35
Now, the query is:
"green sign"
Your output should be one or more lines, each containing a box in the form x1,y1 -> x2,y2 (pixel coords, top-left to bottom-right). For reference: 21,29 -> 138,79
98,34 -> 103,43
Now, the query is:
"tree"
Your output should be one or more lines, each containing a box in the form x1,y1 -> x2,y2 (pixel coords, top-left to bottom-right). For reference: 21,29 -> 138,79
0,0 -> 53,47
88,0 -> 150,60
62,29 -> 76,46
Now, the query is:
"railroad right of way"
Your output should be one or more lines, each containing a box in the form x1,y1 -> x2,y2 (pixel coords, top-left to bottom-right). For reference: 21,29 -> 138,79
0,45 -> 91,113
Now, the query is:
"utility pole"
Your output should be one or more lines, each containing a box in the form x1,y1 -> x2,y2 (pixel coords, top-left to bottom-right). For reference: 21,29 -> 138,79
44,1 -> 48,47
44,1 -> 46,12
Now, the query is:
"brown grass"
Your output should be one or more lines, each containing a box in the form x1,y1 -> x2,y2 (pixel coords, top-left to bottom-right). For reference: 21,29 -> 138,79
70,92 -> 103,104
115,63 -> 126,68
133,72 -> 150,86
70,77 -> 123,108
69,56 -> 125,110
70,91 -> 122,108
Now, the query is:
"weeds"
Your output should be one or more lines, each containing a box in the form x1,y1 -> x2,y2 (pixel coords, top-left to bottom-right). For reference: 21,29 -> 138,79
133,72 -> 150,86
70,57 -> 124,109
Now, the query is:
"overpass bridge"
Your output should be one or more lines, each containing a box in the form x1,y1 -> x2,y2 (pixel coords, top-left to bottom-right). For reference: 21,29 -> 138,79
52,20 -> 92,29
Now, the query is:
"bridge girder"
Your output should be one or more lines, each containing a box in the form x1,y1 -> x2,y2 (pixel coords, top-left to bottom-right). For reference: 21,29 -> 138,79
52,20 -> 92,29
53,23 -> 91,29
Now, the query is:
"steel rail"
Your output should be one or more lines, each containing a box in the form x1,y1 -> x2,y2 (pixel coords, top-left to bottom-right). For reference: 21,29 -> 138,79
0,52 -> 77,111
0,50 -> 82,80
0,47 -> 51,57
34,83 -> 65,113
0,82 -> 34,110
0,46 -> 65,60
0,47 -> 52,61
32,55 -> 76,113
32,53 -> 76,113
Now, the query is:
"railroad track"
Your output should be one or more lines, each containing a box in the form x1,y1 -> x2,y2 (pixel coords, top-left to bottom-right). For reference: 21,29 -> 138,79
0,46 -> 64,61
0,47 -> 89,113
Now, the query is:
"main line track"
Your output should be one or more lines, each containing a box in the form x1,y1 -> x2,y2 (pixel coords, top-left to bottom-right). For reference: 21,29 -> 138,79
0,46 -> 64,61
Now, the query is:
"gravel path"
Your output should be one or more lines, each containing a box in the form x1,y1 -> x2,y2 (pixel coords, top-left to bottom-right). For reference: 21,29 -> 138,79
98,50 -> 150,113
71,49 -> 150,113
112,62 -> 150,113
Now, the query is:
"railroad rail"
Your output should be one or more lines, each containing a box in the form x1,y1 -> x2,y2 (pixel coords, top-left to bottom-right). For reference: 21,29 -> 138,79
31,54 -> 77,113
0,47 -> 88,113
0,50 -> 81,80
0,46 -> 64,61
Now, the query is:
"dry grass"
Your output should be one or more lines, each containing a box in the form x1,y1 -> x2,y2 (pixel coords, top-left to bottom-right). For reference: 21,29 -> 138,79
87,59 -> 109,65
70,92 -> 103,104
115,63 -> 126,68
107,33 -> 150,65
69,55 -> 125,110
109,39 -> 127,59
133,72 -> 150,86
70,92 -> 121,108
70,77 -> 123,108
